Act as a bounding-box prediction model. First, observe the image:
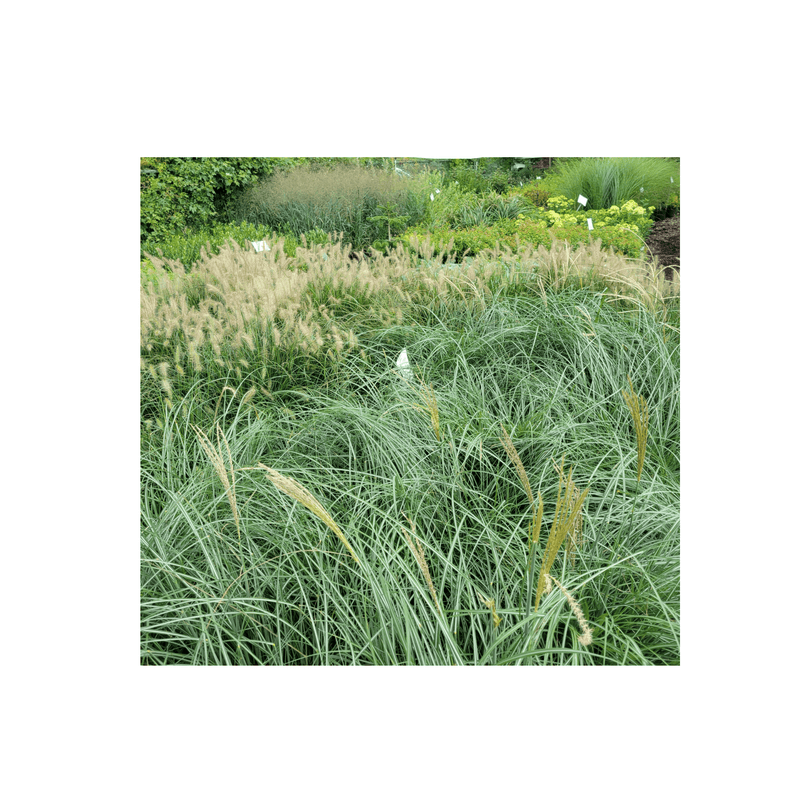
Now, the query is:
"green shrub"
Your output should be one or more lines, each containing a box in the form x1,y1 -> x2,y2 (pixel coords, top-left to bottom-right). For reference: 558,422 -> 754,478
140,157 -> 301,244
508,182 -> 551,208
401,209 -> 648,261
422,182 -> 474,230
141,220 -> 301,272
533,195 -> 655,241
443,159 -> 494,194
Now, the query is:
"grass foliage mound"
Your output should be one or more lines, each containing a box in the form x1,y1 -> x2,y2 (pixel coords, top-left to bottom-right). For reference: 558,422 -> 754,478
141,233 -> 679,666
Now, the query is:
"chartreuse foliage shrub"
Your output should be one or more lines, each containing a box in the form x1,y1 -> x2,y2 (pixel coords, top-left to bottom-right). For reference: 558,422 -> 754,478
399,192 -> 654,261
532,195 -> 656,239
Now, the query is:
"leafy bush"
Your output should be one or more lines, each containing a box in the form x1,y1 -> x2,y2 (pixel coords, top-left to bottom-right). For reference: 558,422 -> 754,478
443,159 -> 494,194
508,182 -> 551,208
532,195 -> 655,241
421,182 -> 473,230
140,157 -> 301,245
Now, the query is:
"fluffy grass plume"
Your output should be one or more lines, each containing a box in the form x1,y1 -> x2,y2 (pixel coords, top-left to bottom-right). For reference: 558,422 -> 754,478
499,424 -> 544,569
621,374 -> 649,481
413,380 -> 441,441
534,459 -> 590,612
256,464 -> 360,564
552,456 -> 585,564
476,591 -> 502,628
545,574 -> 593,646
193,423 -> 240,543
402,515 -> 441,615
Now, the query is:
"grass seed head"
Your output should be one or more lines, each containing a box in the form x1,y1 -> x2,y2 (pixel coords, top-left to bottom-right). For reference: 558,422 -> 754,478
258,465 -> 359,564
621,375 -> 649,481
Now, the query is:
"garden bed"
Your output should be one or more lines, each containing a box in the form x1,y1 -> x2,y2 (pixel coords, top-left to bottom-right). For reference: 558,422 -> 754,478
644,213 -> 680,281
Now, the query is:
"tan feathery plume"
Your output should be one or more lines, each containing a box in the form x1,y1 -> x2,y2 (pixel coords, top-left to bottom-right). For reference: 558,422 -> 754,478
545,574 -> 593,646
552,456 -> 585,563
499,425 -> 544,566
413,380 -> 440,441
476,591 -> 502,628
499,424 -> 534,507
402,515 -> 441,615
534,459 -> 590,612
257,464 -> 359,564
621,374 -> 649,482
193,423 -> 240,544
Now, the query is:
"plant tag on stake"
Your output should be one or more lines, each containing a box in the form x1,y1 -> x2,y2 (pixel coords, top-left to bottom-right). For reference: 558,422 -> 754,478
430,193 -> 435,201
251,240 -> 270,252
396,348 -> 413,381
577,194 -> 588,207
587,218 -> 593,231
670,176 -> 674,183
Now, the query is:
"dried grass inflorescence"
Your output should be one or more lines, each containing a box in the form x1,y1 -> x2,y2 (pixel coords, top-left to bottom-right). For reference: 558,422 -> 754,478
499,424 -> 544,568
621,374 -> 649,482
402,515 -> 441,615
412,380 -> 441,441
193,423 -> 240,544
544,574 -> 593,646
476,591 -> 502,628
257,464 -> 359,565
528,237 -> 679,308
552,456 -> 585,563
534,458 -> 590,612
141,236 -> 455,394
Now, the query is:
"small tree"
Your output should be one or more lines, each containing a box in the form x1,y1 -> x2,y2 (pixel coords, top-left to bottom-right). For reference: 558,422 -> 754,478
368,201 -> 410,241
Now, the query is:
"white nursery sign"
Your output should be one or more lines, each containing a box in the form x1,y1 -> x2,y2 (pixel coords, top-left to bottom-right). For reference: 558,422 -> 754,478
396,348 -> 413,380
577,195 -> 588,206
587,218 -> 594,230
251,240 -> 270,252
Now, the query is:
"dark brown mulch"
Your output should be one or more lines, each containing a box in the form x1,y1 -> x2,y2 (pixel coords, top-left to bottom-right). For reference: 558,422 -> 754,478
644,213 -> 680,280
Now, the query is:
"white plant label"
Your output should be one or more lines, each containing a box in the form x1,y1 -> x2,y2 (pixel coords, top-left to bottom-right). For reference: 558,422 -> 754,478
435,189 -> 440,194
251,240 -> 270,252
640,187 -> 644,193
396,348 -> 413,380
430,193 -> 435,201
670,176 -> 674,183
577,194 -> 588,207
587,218 -> 594,230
